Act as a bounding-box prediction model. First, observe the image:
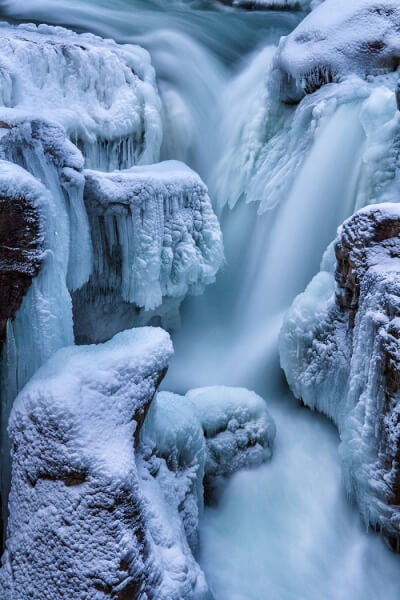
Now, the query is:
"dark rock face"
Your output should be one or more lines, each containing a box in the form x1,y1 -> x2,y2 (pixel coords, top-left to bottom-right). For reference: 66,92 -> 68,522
335,208 -> 400,324
280,204 -> 400,547
0,193 -> 42,346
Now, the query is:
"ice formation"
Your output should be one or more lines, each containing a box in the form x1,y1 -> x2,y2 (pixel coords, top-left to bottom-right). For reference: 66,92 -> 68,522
0,115 -> 91,292
0,19 -> 226,546
74,161 -> 223,343
280,204 -> 400,546
0,22 -> 162,169
275,0 -> 400,103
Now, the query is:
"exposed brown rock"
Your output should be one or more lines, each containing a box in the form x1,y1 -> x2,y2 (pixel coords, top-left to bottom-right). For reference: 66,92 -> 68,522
0,192 -> 42,346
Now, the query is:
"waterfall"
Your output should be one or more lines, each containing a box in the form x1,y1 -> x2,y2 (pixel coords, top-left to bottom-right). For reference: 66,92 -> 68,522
1,1 -> 400,598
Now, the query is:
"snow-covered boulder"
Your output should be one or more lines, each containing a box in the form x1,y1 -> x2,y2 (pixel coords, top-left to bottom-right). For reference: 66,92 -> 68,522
0,22 -> 162,169
74,161 -> 224,343
0,159 -> 75,542
0,328 -> 212,599
1,330 -> 273,598
143,386 -> 276,506
280,203 -> 400,548
276,0 -> 400,103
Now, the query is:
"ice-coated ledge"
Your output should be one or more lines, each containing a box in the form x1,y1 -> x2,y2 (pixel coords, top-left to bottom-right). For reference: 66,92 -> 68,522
275,0 -> 400,103
0,21 -> 162,169
0,160 -> 45,345
74,161 -> 224,343
280,203 -> 400,547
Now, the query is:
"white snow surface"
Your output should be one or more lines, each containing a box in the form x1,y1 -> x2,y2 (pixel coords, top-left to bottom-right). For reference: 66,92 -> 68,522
1,328 -> 211,599
144,386 -> 276,503
276,0 -> 400,102
0,330 -> 275,599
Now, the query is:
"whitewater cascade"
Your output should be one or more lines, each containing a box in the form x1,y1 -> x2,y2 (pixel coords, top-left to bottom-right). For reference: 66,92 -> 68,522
1,0 -> 400,599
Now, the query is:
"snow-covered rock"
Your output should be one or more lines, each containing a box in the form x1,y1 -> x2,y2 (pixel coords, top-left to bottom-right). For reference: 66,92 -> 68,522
0,21 -> 162,169
0,114 -> 92,292
0,161 -> 43,346
74,161 -> 224,343
280,203 -> 400,548
0,328 -> 205,599
276,0 -> 400,103
143,386 -> 276,506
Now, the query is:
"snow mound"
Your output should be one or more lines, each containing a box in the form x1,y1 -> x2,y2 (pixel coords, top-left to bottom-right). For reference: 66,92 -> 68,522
74,161 -> 224,343
0,21 -> 162,169
280,203 -> 400,547
275,0 -> 400,103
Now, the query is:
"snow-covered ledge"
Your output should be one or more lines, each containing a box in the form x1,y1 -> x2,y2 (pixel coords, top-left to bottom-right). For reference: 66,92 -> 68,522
74,162 -> 224,343
275,0 -> 400,103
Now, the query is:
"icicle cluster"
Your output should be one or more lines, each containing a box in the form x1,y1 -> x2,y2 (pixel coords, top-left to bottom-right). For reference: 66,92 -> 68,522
74,161 -> 224,343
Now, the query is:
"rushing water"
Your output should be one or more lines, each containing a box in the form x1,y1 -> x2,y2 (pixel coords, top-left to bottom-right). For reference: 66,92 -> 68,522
2,1 -> 400,597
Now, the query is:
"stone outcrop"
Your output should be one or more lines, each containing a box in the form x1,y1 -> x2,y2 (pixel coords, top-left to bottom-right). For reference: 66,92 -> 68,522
280,203 -> 400,548
0,325 -> 276,598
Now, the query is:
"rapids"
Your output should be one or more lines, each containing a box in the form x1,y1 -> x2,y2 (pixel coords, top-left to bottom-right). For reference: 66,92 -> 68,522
1,0 -> 400,598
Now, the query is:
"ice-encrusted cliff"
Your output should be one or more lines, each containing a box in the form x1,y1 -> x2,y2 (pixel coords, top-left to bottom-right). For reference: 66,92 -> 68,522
280,204 -> 400,547
0,159 -> 74,542
0,328 -> 275,598
74,161 -> 223,343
